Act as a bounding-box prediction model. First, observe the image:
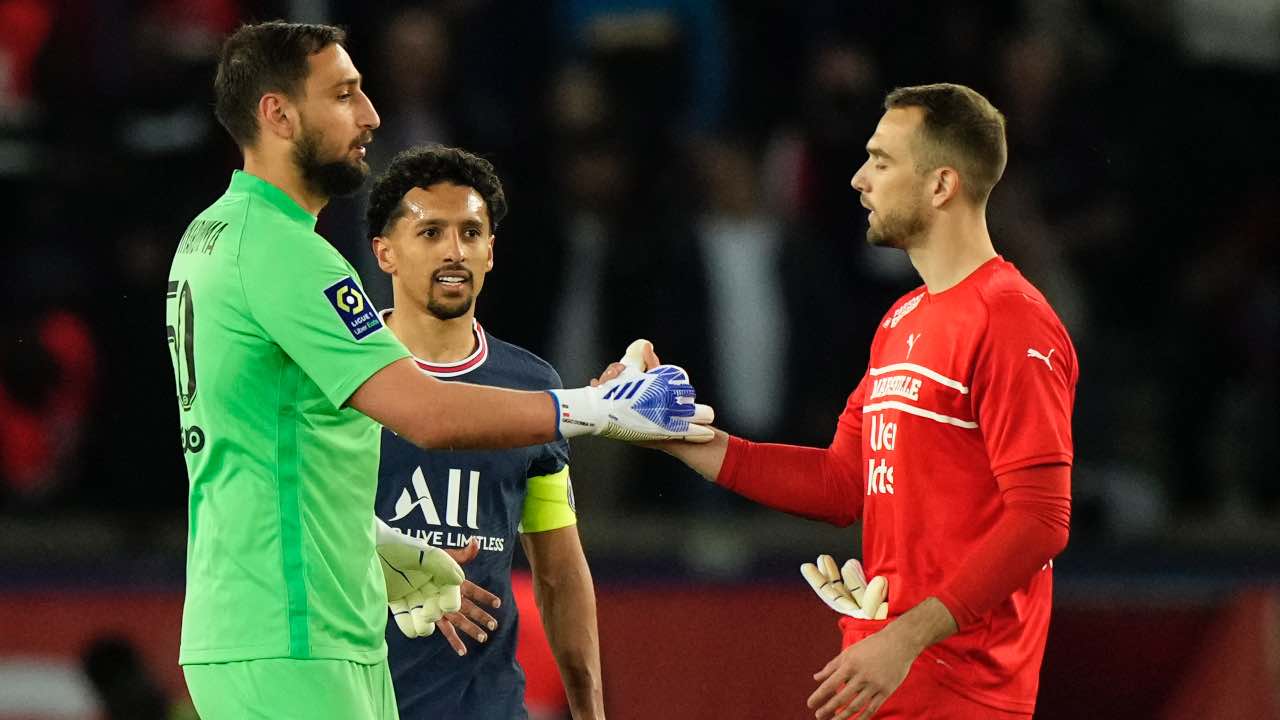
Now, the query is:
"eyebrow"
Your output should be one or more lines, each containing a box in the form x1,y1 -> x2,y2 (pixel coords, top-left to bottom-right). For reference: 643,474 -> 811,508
867,146 -> 893,161
332,76 -> 361,90
413,217 -> 485,228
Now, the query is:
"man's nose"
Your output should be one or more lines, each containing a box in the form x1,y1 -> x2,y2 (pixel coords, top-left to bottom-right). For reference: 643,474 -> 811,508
443,230 -> 466,260
359,92 -> 380,131
851,168 -> 867,193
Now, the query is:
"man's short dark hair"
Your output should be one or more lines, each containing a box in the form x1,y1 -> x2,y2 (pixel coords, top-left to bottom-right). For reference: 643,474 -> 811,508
884,83 -> 1007,203
214,21 -> 347,148
366,145 -> 509,239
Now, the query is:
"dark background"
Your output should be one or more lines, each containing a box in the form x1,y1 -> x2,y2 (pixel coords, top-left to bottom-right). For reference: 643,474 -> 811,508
1,1 -> 1278,718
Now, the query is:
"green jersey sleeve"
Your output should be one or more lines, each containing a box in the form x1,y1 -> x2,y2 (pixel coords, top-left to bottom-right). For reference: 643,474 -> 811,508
239,221 -> 408,409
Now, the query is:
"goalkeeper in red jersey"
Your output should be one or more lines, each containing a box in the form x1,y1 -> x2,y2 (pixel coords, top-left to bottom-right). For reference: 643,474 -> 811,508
611,84 -> 1076,719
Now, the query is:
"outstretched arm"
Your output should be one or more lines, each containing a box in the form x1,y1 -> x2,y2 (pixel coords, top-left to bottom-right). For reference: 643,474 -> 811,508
686,427 -> 865,527
350,354 -> 714,451
351,357 -> 557,449
599,342 -> 867,526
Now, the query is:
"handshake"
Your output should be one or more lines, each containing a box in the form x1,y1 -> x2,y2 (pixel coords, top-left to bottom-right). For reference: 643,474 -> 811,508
379,340 -> 716,640
801,554 -> 889,621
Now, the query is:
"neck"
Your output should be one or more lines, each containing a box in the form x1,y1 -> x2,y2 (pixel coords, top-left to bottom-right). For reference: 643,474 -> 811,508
243,151 -> 327,216
385,289 -> 478,364
905,205 -> 997,294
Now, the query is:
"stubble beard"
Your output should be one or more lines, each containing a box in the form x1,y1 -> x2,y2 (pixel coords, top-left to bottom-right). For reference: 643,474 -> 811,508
426,291 -> 474,321
865,197 -> 930,250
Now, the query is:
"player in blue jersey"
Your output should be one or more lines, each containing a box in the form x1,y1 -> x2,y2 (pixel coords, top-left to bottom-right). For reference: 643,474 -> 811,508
367,145 -> 604,720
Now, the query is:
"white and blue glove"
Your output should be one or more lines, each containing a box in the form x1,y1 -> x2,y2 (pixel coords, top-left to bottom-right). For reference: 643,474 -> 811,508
376,517 -> 465,638
550,340 -> 716,443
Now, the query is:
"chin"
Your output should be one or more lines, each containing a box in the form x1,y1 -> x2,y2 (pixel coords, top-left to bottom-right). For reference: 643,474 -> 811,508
865,230 -> 894,248
426,297 -> 474,321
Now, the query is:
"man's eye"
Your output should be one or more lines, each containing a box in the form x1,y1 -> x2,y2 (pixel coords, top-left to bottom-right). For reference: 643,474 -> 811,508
421,228 -> 437,237
338,93 -> 352,101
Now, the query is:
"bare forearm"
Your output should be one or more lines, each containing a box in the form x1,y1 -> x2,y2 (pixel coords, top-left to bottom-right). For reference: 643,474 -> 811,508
536,564 -> 604,718
521,529 -> 605,719
406,381 -> 558,449
350,359 -> 559,450
884,597 -> 958,655
650,428 -> 731,480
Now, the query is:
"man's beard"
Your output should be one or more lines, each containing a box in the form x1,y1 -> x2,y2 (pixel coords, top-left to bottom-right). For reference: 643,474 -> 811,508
293,126 -> 368,199
426,292 -> 474,320
866,196 -> 929,249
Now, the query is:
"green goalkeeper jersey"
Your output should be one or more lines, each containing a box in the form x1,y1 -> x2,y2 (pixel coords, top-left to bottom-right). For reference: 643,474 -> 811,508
166,171 -> 409,665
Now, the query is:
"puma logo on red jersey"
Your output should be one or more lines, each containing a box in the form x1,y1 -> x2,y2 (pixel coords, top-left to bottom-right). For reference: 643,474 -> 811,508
1026,347 -> 1055,370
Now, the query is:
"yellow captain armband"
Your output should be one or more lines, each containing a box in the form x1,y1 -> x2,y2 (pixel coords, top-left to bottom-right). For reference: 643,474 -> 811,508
518,466 -> 577,534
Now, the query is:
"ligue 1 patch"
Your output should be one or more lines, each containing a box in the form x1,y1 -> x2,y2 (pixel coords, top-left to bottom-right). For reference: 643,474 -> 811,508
324,277 -> 384,340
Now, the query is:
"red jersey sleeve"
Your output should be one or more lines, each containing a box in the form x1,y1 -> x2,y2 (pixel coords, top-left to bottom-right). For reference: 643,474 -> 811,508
935,464 -> 1072,629
715,377 -> 866,527
971,291 -> 1078,476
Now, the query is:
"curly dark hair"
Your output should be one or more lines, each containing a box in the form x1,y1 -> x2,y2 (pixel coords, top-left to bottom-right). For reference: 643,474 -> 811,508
214,21 -> 347,149
366,145 -> 509,239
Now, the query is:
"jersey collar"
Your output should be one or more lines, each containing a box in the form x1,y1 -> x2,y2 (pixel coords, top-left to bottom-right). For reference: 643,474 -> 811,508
379,310 -> 489,377
227,170 -> 318,229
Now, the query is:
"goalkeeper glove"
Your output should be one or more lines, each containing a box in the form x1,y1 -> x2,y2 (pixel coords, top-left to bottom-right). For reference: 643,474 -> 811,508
550,339 -> 715,443
801,554 -> 889,620
376,517 -> 465,638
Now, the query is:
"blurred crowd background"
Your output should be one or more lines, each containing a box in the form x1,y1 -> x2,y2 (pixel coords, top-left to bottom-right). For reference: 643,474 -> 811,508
3,0 -> 1278,555
1,0 -> 1279,717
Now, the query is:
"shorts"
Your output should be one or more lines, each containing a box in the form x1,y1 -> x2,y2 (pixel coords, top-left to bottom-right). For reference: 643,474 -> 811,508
183,657 -> 399,720
839,619 -> 1032,720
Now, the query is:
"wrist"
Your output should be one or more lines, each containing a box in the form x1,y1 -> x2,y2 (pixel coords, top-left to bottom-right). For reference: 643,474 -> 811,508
548,388 -> 601,439
885,618 -> 929,658
887,597 -> 959,655
566,689 -> 605,719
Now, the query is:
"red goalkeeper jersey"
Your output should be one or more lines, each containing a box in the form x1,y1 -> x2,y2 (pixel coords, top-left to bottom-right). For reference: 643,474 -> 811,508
720,256 -> 1077,712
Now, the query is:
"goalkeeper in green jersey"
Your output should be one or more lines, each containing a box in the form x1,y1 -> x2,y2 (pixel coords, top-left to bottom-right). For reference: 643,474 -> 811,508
168,21 -> 713,720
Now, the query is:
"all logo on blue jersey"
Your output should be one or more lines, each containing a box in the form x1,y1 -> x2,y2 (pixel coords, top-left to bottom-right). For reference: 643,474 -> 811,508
324,277 -> 384,340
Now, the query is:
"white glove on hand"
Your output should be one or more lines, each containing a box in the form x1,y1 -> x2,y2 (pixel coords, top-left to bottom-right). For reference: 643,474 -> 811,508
801,554 -> 889,620
551,339 -> 715,442
376,518 -> 465,638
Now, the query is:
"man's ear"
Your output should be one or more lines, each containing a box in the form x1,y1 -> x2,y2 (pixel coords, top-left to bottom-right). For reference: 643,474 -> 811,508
372,235 -> 396,274
258,93 -> 297,141
485,234 -> 495,273
930,167 -> 962,208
